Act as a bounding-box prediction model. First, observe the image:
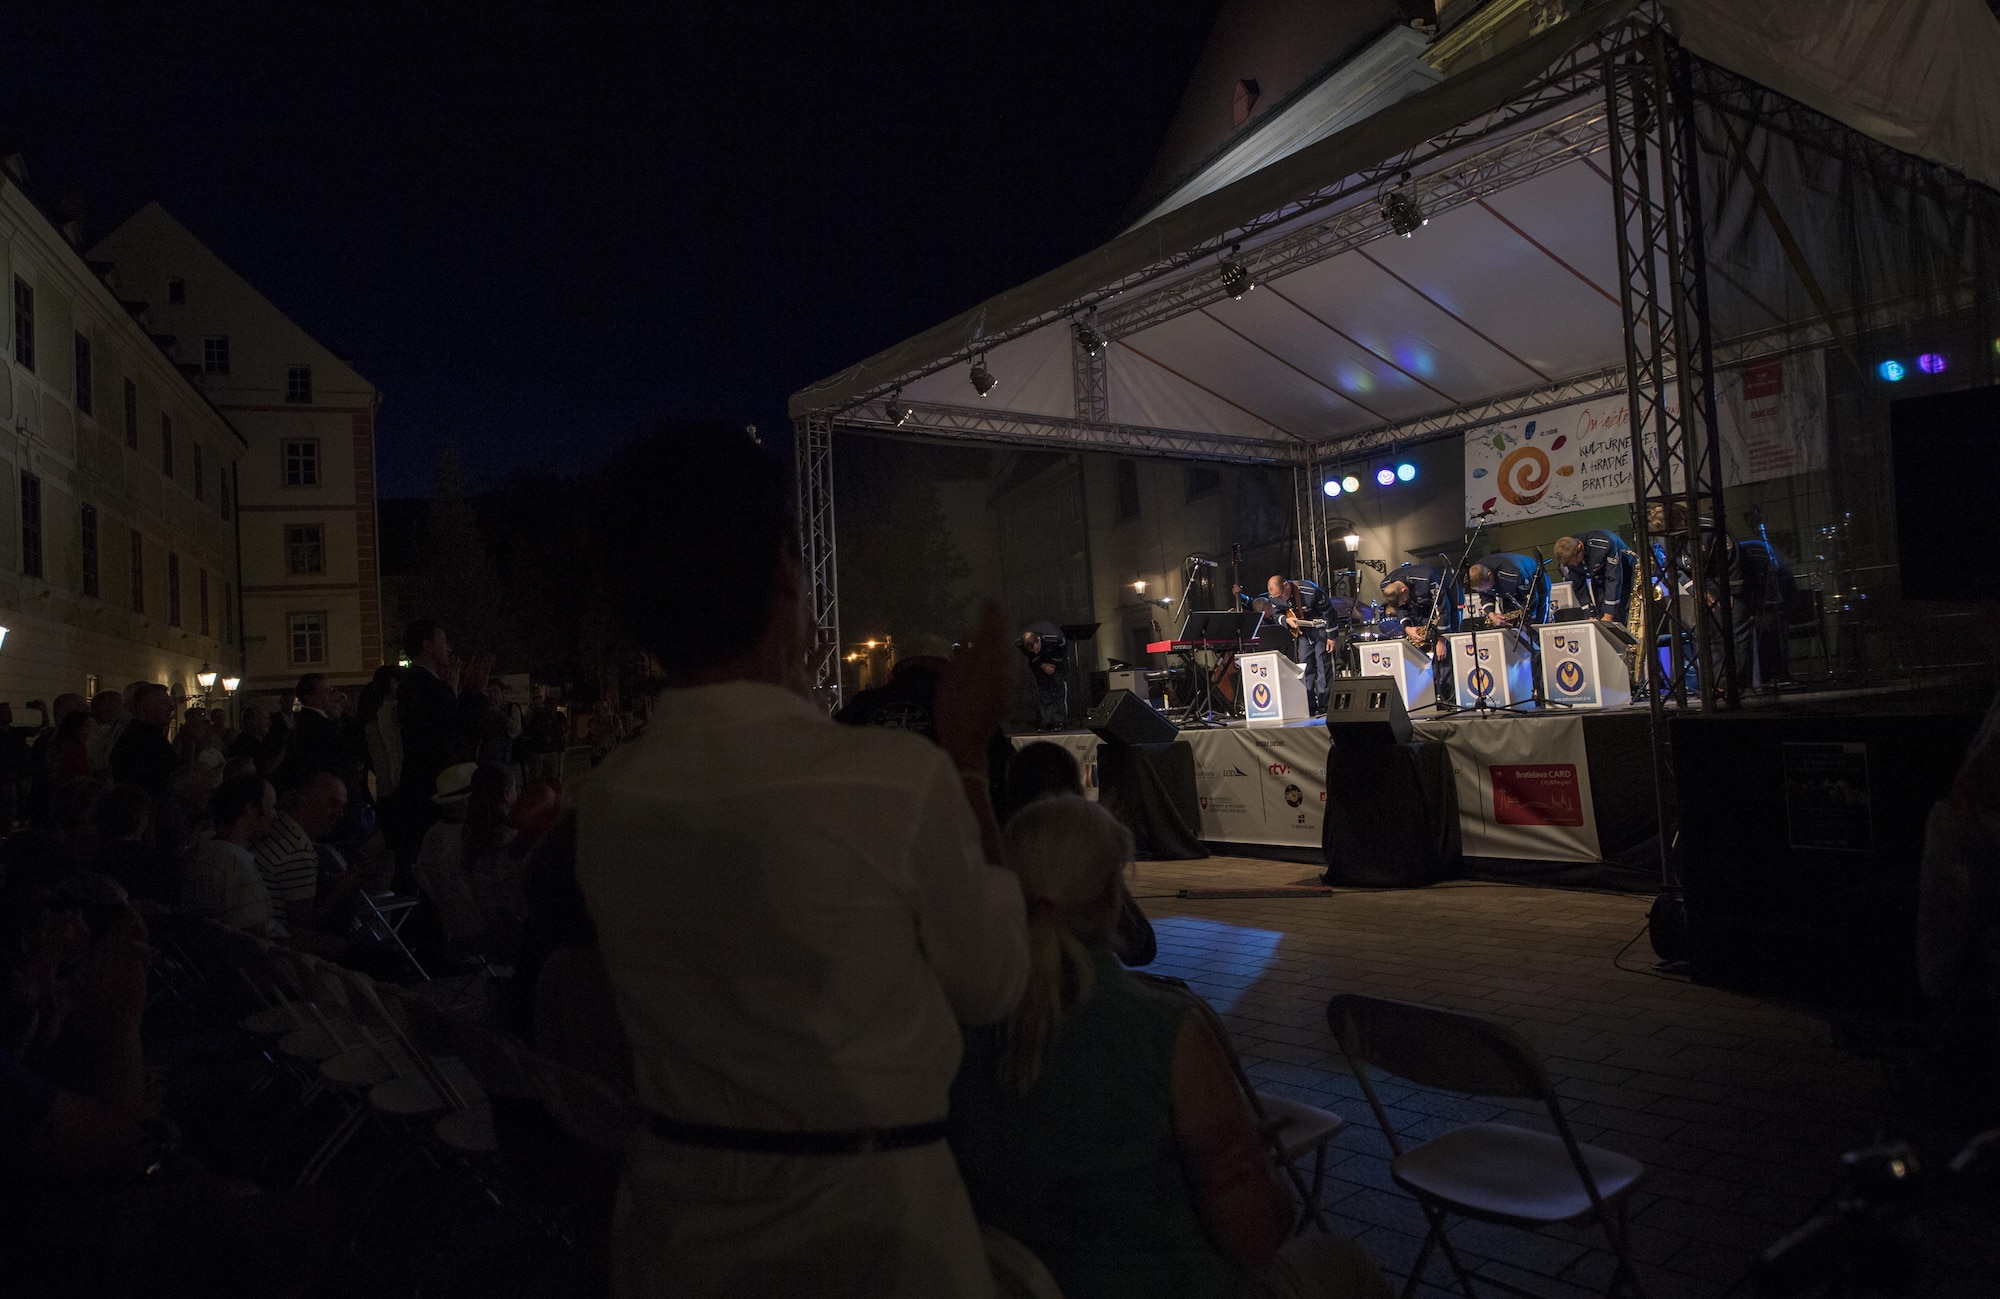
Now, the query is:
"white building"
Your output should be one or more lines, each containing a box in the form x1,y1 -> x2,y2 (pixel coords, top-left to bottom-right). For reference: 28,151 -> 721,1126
0,163 -> 241,708
92,204 -> 385,702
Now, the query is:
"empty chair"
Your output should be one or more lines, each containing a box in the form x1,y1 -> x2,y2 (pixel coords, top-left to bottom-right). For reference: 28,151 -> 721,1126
1325,994 -> 1647,1299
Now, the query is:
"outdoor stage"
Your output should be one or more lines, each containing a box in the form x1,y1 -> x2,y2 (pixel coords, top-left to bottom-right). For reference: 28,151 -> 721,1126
1022,703 -> 1660,889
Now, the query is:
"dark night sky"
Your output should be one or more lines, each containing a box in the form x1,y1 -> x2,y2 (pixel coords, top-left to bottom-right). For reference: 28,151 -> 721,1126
1,3 -> 1220,495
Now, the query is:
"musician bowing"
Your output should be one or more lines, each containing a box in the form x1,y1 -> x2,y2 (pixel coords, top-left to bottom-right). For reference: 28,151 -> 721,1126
1379,564 -> 1454,662
1552,530 -> 1636,624
1264,575 -> 1333,715
1462,553 -> 1548,629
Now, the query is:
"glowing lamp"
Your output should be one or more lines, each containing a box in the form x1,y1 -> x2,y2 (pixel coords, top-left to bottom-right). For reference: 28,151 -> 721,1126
1396,462 -> 1417,482
197,669 -> 218,691
1131,579 -> 1147,594
1342,533 -> 1361,553
1323,479 -> 1342,498
1878,360 -> 1906,382
1918,353 -> 1947,374
0,626 -> 9,651
1341,475 -> 1360,494
222,677 -> 240,693
1375,467 -> 1397,487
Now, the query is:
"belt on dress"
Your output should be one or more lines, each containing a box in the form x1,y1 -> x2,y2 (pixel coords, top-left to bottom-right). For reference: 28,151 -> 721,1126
644,1112 -> 949,1156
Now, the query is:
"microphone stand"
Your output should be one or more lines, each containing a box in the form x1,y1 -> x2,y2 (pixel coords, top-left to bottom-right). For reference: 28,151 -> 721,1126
1430,512 -> 1494,713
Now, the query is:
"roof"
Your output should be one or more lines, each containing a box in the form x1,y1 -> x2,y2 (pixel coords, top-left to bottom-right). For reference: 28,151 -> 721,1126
791,0 -> 2000,460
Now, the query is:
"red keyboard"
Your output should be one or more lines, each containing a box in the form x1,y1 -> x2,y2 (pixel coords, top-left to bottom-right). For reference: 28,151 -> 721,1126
1146,639 -> 1250,654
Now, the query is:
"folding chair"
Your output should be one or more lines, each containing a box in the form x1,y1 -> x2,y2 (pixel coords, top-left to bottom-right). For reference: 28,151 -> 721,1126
356,889 -> 429,980
1135,972 -> 1345,1232
1325,994 -> 1647,1299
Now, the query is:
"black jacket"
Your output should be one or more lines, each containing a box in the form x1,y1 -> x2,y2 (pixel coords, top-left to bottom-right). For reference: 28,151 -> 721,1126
110,721 -> 177,798
397,666 -> 486,804
282,707 -> 363,794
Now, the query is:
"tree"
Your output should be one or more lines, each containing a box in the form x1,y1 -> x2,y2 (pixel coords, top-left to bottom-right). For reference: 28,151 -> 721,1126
409,447 -> 504,658
838,460 -> 972,646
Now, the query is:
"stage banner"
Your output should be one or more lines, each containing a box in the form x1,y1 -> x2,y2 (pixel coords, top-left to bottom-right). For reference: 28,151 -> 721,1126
1463,353 -> 1825,525
1186,725 -> 1328,848
1413,714 -> 1601,862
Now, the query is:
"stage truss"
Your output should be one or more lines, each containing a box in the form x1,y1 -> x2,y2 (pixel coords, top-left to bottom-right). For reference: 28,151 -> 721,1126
796,4 -> 1761,884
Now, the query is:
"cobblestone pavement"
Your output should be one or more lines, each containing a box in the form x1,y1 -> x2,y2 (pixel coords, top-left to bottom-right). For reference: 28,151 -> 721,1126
1128,857 -> 1907,1299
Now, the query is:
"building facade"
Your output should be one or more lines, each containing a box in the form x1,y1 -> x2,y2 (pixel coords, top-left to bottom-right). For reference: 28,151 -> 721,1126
91,204 -> 384,701
0,169 -> 241,710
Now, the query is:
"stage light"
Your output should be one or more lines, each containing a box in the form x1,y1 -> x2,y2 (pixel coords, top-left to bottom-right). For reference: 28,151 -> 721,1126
1072,321 -> 1106,357
1878,360 -> 1906,381
1375,467 -> 1397,487
884,389 -> 913,426
1396,462 -> 1416,482
1216,239 -> 1248,295
970,356 -> 997,397
1341,475 -> 1360,494
1323,479 -> 1342,498
1381,172 -> 1427,237
1342,533 -> 1361,553
1918,352 -> 1948,374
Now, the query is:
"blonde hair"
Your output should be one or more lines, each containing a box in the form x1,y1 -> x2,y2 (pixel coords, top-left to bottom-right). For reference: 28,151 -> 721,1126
1553,535 -> 1583,567
999,796 -> 1134,1093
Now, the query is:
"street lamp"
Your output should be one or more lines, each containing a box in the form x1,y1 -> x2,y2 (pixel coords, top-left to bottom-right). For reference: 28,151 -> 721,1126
222,677 -> 240,694
197,667 -> 219,693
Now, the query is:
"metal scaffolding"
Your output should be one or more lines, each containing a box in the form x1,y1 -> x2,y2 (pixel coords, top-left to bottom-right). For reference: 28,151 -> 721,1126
794,412 -> 842,710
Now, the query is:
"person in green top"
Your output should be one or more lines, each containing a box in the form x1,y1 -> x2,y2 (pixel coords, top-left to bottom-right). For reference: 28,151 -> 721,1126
947,797 -> 1391,1299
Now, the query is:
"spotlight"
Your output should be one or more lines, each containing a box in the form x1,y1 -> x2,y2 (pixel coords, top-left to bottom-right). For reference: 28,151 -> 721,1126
1877,360 -> 1906,382
1918,352 -> 1948,374
1323,479 -> 1342,498
1375,467 -> 1397,487
1218,243 -> 1253,299
1397,462 -> 1416,482
884,389 -> 913,426
1343,533 -> 1361,553
1341,475 -> 1360,494
970,355 -> 997,398
1072,321 -> 1106,357
1381,172 -> 1427,237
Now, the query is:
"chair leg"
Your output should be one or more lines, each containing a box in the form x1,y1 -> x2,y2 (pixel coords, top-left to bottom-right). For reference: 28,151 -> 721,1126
1426,1204 -> 1482,1299
1310,1145 -> 1327,1224
1599,1198 -> 1649,1299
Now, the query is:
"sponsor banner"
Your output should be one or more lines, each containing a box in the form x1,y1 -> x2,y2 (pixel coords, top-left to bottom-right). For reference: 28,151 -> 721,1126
1413,714 -> 1600,861
1463,353 -> 1826,525
1188,726 -> 1329,847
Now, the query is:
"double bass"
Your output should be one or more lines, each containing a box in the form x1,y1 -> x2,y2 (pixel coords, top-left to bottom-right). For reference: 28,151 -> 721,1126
1214,543 -> 1245,705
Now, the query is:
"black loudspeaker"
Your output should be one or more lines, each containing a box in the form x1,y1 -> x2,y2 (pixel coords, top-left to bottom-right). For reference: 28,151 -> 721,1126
1322,678 -> 1413,747
1891,384 -> 2000,601
1087,689 -> 1180,746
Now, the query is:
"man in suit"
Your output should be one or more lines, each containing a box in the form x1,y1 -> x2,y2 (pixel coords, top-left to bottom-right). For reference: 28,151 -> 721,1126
282,673 -> 362,793
387,618 -> 491,865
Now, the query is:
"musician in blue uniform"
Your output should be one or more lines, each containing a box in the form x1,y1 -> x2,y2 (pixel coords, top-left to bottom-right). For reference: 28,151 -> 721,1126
1019,623 -> 1069,731
1263,574 -> 1333,714
1462,553 -> 1549,628
1736,535 -> 1797,689
1552,529 -> 1636,623
1379,564 -> 1455,699
1647,503 -> 1748,697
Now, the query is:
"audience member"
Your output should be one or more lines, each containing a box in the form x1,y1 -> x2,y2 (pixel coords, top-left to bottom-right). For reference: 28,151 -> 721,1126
88,786 -> 178,909
26,694 -> 87,824
575,424 -> 1027,1297
477,678 -> 520,774
389,619 -> 490,865
949,798 -> 1391,1299
1004,741 -> 1154,967
178,775 -> 282,938
208,707 -> 232,750
357,666 -> 402,800
83,691 -> 124,777
0,703 -> 30,827
172,704 -> 215,767
51,710 -> 94,784
412,763 -> 478,947
227,704 -> 273,771
282,673 -> 363,795
109,684 -> 177,798
522,689 -> 567,783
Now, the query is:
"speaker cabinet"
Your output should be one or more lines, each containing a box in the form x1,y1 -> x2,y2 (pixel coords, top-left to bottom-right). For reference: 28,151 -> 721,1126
1323,678 -> 1413,747
1087,689 -> 1180,747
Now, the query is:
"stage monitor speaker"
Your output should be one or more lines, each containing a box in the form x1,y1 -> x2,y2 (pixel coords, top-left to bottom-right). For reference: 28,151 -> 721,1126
1891,384 -> 2000,601
1087,689 -> 1180,747
1322,677 -> 1412,747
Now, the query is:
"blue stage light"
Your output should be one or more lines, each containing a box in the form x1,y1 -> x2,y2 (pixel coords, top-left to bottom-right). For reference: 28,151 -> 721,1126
1375,467 -> 1397,487
1396,462 -> 1417,482
1341,475 -> 1360,494
1323,479 -> 1342,498
1878,360 -> 1906,381
1918,352 -> 1947,374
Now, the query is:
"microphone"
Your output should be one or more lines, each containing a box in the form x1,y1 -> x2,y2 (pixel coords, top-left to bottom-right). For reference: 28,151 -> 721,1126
1191,559 -> 1218,569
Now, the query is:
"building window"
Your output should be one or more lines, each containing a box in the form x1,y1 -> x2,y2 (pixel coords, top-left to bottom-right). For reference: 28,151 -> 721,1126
123,378 -> 138,448
223,581 -> 232,644
193,444 -> 205,501
199,568 -> 210,636
20,473 -> 42,579
80,504 -> 98,599
285,523 -> 325,574
74,333 -> 92,414
286,366 -> 312,404
220,475 -> 231,521
166,278 -> 185,305
1114,458 -> 1141,523
289,612 -> 327,665
161,414 -> 174,478
1184,465 -> 1221,503
167,553 -> 183,626
283,440 -> 320,487
129,529 -> 144,613
202,335 -> 230,375
12,277 -> 33,371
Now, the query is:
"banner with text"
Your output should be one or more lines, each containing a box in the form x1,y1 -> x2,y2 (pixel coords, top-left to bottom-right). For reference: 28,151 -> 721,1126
1463,352 -> 1825,525
1415,714 -> 1600,862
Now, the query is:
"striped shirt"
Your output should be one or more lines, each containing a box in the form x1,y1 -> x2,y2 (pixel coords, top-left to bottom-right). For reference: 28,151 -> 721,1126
253,811 -> 320,925
181,838 -> 286,939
